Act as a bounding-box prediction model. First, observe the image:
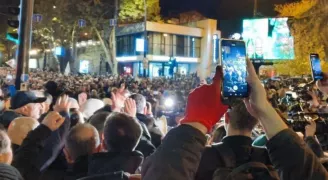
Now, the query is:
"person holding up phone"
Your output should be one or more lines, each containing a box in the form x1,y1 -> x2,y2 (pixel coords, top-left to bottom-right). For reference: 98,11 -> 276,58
141,60 -> 328,180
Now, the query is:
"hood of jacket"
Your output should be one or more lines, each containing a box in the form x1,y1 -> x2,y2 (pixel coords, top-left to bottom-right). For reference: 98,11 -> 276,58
87,151 -> 143,176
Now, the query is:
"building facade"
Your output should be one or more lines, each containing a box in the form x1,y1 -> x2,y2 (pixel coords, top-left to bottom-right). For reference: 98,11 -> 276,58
116,19 -> 221,79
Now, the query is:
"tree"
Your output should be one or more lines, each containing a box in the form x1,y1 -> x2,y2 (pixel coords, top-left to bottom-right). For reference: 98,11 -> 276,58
119,0 -> 161,23
77,0 -> 118,74
33,0 -> 80,72
274,0 -> 328,75
0,33 -> 15,64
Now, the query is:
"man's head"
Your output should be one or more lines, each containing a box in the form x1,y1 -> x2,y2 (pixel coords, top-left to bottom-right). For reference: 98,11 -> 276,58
103,112 -> 142,152
0,130 -> 12,164
224,102 -> 258,136
11,91 -> 46,119
130,94 -> 146,114
89,112 -> 110,138
7,117 -> 39,146
64,123 -> 100,163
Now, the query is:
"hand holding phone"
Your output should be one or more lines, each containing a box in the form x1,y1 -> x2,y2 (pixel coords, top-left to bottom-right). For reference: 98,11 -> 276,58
220,39 -> 248,104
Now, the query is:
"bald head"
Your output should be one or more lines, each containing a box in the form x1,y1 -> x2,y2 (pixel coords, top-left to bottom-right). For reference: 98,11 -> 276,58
8,117 -> 39,146
65,123 -> 100,161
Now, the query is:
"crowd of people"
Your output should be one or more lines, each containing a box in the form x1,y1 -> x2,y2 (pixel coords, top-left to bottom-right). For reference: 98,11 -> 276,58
0,61 -> 327,180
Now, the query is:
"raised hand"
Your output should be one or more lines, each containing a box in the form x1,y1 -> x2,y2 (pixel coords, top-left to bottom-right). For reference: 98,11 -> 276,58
111,91 -> 126,112
180,66 -> 228,133
244,59 -> 269,118
42,111 -> 65,131
54,95 -> 71,113
124,98 -> 137,117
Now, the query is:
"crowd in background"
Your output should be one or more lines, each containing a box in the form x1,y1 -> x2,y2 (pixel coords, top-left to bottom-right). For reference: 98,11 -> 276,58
0,63 -> 327,179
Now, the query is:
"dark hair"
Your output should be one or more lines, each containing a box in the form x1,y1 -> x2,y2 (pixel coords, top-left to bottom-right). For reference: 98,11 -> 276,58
228,102 -> 258,132
89,112 -> 110,134
65,124 -> 100,160
103,112 -> 142,152
130,94 -> 146,114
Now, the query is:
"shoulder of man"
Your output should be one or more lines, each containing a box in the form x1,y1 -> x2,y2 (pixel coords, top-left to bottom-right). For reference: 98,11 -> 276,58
196,144 -> 225,180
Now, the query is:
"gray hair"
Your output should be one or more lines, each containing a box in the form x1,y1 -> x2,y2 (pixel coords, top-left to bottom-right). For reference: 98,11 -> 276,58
130,94 -> 146,114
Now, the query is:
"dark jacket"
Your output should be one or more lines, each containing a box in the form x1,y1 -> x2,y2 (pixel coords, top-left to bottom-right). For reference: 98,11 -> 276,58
195,136 -> 272,180
36,112 -> 71,171
12,124 -> 53,180
87,151 -> 143,176
78,171 -> 129,180
267,129 -> 328,180
39,155 -> 89,180
142,125 -> 328,180
0,110 -> 22,129
135,113 -> 156,157
61,155 -> 89,180
142,125 -> 206,180
12,111 -> 70,180
304,136 -> 324,158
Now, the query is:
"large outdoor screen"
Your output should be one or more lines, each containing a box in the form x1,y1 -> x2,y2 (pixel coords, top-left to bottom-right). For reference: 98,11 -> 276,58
242,18 -> 295,60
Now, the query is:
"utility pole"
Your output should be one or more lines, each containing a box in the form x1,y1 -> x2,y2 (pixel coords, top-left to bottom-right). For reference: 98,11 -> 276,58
142,0 -> 148,77
253,0 -> 258,17
15,0 -> 34,90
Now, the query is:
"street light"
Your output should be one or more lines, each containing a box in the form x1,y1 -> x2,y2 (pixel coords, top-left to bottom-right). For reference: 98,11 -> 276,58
53,5 -> 56,9
84,33 -> 88,36
30,49 -> 38,55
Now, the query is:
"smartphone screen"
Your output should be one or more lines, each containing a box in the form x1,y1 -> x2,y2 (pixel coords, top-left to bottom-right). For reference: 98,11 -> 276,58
310,54 -> 323,80
221,39 -> 248,97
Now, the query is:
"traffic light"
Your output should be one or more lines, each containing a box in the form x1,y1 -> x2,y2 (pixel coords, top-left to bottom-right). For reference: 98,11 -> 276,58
6,7 -> 20,44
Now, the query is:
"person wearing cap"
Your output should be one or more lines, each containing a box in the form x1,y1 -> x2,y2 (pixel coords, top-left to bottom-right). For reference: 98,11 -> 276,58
0,91 -> 46,129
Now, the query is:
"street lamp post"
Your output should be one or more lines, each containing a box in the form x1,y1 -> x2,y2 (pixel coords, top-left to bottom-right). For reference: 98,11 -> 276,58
15,0 -> 34,90
143,0 -> 148,77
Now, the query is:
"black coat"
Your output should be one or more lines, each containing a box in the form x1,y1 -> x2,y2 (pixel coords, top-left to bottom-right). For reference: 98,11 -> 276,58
142,125 -> 328,180
196,136 -> 272,180
78,171 -> 129,180
135,114 -> 156,157
12,124 -> 53,180
87,151 -> 143,176
11,111 -> 71,180
142,125 -> 206,180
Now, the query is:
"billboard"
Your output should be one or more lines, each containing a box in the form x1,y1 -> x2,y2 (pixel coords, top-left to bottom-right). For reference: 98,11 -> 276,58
242,18 -> 295,60
79,60 -> 89,74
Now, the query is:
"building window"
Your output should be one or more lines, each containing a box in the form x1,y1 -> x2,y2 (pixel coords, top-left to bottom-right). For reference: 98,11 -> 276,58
144,32 -> 201,58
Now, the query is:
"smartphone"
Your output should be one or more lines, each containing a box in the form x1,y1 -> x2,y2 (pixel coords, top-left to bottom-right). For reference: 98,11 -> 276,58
220,39 -> 248,103
310,54 -> 323,81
